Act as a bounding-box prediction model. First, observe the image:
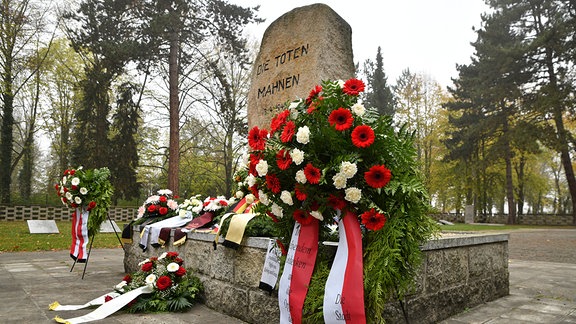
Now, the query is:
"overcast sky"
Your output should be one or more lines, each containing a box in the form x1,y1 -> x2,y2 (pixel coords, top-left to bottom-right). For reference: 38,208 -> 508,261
237,0 -> 490,88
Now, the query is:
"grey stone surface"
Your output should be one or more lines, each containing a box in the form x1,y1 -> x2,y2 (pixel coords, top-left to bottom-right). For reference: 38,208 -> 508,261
247,3 -> 355,129
27,219 -> 59,233
99,219 -> 121,233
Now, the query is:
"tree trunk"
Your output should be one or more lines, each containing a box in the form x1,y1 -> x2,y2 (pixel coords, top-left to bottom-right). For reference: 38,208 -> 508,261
167,28 -> 180,196
544,46 -> 576,224
0,63 -> 14,204
503,113 -> 516,224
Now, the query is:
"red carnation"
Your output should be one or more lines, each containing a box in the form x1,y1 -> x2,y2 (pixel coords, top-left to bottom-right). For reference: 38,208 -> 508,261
351,125 -> 375,148
343,78 -> 365,96
304,163 -> 321,184
159,195 -> 167,203
361,208 -> 387,231
175,266 -> 187,277
147,204 -> 157,213
266,174 -> 281,194
123,274 -> 132,283
365,165 -> 392,188
248,126 -> 268,151
270,110 -> 290,134
71,185 -> 78,191
276,150 -> 293,170
328,108 -> 354,131
306,85 -> 322,105
69,169 -> 76,176
159,207 -> 168,215
104,295 -> 114,303
280,120 -> 296,143
71,203 -> 77,208
175,257 -> 184,265
293,209 -> 313,225
54,184 -> 59,191
156,275 -> 172,291
87,201 -> 97,211
295,185 -> 307,201
141,262 -> 153,272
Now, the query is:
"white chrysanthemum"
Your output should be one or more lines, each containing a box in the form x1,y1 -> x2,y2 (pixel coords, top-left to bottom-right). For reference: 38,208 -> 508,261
271,203 -> 284,218
74,196 -> 82,204
280,190 -> 294,206
310,210 -> 324,221
192,205 -> 203,214
295,170 -> 307,184
337,79 -> 345,88
340,161 -> 358,179
167,200 -> 178,210
138,258 -> 150,266
65,192 -> 73,200
157,189 -> 172,196
167,262 -> 180,272
115,281 -> 127,290
245,193 -> 256,204
256,160 -> 269,177
235,190 -> 244,199
246,174 -> 256,187
258,191 -> 269,205
71,177 -> 80,186
290,148 -> 305,165
146,195 -> 160,204
145,274 -> 157,285
344,187 -> 362,203
332,173 -> 347,189
62,176 -> 67,184
158,252 -> 168,260
351,102 -> 366,116
137,206 -> 145,218
296,126 -> 310,144
79,187 -> 88,195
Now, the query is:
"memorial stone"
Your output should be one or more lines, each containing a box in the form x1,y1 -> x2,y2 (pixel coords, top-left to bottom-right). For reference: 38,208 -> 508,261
27,220 -> 59,234
247,3 -> 355,128
99,220 -> 121,233
464,205 -> 475,224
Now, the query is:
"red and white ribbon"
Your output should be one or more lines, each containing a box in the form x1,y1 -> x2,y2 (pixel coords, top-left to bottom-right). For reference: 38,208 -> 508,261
278,219 -> 319,324
323,210 -> 366,323
70,208 -> 89,262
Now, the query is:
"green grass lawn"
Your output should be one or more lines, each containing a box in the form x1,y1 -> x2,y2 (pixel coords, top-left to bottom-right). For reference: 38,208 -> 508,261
0,221 -> 126,252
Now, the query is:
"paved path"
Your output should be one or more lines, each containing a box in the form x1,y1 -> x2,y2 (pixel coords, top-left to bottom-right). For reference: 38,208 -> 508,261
0,228 -> 575,323
441,228 -> 576,324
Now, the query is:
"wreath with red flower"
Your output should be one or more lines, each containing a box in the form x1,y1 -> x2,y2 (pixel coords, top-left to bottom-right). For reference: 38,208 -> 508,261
235,78 -> 437,322
112,251 -> 203,313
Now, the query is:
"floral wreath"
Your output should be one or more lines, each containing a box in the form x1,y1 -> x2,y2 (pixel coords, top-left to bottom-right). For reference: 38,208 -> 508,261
113,251 -> 203,313
236,78 -> 437,321
134,189 -> 179,225
55,166 -> 113,236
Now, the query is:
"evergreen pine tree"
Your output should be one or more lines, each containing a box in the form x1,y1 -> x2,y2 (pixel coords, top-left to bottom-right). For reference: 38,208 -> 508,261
364,46 -> 395,116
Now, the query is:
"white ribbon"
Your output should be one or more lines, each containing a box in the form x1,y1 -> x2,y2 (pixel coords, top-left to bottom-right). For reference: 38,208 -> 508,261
259,238 -> 281,292
49,292 -> 119,311
53,285 -> 153,324
278,222 -> 300,324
